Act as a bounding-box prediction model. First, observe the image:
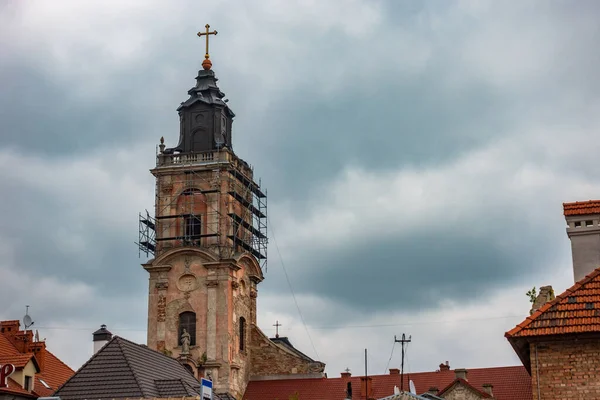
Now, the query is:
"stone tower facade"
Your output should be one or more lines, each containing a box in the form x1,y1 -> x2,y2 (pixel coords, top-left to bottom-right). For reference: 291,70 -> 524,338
139,58 -> 268,398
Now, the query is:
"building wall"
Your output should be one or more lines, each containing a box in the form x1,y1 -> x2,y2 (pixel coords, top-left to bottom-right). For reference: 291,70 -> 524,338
530,339 -> 600,399
10,361 -> 37,392
249,327 -> 324,377
441,385 -> 486,400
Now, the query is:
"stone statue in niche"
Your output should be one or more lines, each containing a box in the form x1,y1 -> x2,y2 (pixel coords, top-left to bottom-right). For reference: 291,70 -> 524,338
181,329 -> 191,355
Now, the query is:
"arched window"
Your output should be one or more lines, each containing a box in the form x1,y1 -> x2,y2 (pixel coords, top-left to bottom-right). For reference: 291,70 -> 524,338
239,317 -> 246,351
179,311 -> 196,346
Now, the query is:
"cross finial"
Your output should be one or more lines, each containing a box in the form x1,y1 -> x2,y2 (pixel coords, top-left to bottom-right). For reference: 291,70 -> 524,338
197,24 -> 218,70
273,320 -> 282,338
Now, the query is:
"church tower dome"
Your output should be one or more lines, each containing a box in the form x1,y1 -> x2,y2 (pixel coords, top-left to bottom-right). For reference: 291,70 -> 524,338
137,25 -> 267,399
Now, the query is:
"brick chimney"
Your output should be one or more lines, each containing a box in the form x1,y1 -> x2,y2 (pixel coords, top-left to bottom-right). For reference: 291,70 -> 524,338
13,330 -> 34,353
341,370 -> 351,378
564,200 -> 600,282
29,340 -> 47,372
93,324 -> 112,354
530,285 -> 555,314
455,368 -> 468,380
389,368 -> 400,375
0,320 -> 21,344
360,377 -> 373,399
482,383 -> 494,397
439,361 -> 450,371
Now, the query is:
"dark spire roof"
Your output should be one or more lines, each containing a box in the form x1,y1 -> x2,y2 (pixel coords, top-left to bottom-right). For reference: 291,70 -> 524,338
177,68 -> 235,118
92,324 -> 112,342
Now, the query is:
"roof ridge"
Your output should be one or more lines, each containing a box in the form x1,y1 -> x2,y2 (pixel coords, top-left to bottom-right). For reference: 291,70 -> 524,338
437,378 -> 490,398
114,336 -> 146,397
45,349 -> 74,374
505,266 -> 600,338
52,335 -> 118,395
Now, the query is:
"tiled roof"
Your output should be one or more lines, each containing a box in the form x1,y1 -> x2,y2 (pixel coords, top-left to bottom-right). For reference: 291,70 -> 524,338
1,326 -> 72,398
0,353 -> 34,369
34,350 -> 75,397
54,336 -> 202,400
506,267 -> 600,338
563,200 -> 600,216
3,377 -> 36,398
243,366 -> 531,400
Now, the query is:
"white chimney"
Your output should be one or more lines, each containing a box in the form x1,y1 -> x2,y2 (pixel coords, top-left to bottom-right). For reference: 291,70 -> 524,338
92,324 -> 112,354
564,200 -> 600,282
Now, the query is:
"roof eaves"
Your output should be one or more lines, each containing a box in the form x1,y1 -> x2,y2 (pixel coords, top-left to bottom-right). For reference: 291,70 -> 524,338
505,266 -> 600,338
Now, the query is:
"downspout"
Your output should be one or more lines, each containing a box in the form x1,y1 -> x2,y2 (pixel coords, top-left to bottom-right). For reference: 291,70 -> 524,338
535,343 -> 541,400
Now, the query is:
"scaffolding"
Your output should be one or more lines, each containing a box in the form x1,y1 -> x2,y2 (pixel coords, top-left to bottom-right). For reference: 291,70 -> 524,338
136,148 -> 268,271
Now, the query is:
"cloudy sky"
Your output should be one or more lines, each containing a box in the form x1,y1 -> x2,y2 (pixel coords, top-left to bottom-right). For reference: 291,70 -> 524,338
1,0 -> 600,379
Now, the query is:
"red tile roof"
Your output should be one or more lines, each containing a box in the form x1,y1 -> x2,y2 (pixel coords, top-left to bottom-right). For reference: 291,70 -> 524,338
243,366 -> 531,400
35,350 -> 75,397
2,377 -> 36,398
506,267 -> 600,338
0,353 -> 34,369
563,200 -> 600,216
0,322 -> 74,397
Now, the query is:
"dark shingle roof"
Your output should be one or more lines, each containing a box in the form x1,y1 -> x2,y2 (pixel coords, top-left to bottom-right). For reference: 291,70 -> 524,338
54,336 -> 201,400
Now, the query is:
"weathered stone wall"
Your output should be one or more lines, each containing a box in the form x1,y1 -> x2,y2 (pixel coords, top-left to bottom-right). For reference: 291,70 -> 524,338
442,384 -> 486,400
249,326 -> 323,377
530,339 -> 600,399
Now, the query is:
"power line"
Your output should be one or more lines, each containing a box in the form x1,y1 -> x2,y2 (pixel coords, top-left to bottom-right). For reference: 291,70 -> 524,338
267,215 -> 321,361
383,340 -> 396,374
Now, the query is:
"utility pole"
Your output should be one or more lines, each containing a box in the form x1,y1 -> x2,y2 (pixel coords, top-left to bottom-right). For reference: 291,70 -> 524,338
394,333 -> 411,392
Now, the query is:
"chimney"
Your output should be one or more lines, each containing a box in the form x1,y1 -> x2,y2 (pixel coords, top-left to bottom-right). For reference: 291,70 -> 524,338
482,383 -> 494,397
341,371 -> 352,379
530,285 -> 555,314
0,320 -> 21,345
439,361 -> 450,371
360,377 -> 373,399
428,387 -> 439,395
564,200 -> 600,282
30,340 -> 47,372
93,324 -> 112,354
389,368 -> 400,375
454,368 -> 468,380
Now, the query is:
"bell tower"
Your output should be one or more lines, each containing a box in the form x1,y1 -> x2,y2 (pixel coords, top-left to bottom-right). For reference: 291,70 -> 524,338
137,25 -> 267,399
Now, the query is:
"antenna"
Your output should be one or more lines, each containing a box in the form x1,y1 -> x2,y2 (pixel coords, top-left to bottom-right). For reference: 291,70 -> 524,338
23,306 -> 34,330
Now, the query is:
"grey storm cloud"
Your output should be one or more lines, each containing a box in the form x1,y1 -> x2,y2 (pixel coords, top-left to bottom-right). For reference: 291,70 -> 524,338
1,0 -> 599,373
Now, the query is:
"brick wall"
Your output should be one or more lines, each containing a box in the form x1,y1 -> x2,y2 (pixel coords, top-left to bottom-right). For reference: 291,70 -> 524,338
530,338 -> 600,399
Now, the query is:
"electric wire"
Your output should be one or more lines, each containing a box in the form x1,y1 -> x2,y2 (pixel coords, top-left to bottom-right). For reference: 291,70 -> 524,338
267,214 -> 321,361
383,340 -> 396,374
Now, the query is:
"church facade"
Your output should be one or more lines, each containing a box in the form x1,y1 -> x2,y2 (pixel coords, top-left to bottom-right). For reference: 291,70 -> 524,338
138,27 -> 324,399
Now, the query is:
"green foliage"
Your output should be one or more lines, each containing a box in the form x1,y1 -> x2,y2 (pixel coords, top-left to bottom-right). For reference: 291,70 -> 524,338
526,286 -> 537,304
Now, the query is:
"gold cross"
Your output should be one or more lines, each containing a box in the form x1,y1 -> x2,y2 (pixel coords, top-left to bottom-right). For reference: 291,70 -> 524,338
197,24 -> 218,60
